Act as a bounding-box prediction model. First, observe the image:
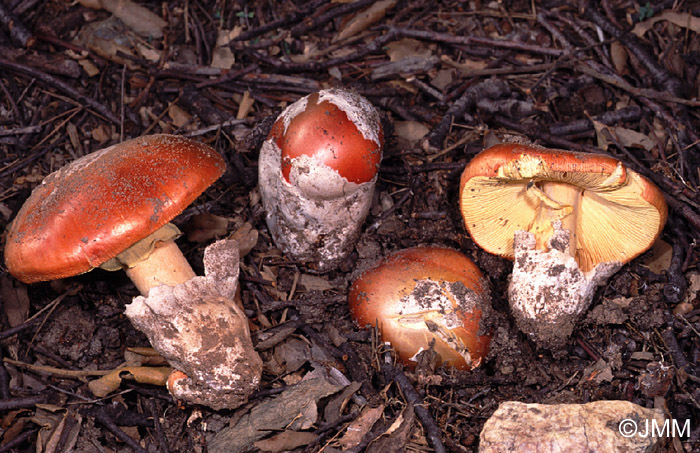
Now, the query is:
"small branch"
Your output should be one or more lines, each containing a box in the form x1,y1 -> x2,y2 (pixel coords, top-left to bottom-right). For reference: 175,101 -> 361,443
0,59 -> 120,124
3,358 -> 110,380
422,79 -> 508,152
91,407 -> 149,453
0,394 -> 47,411
0,2 -> 35,48
246,28 -> 399,73
380,355 -> 447,453
391,26 -> 565,57
572,61 -> 700,107
582,1 -> 683,97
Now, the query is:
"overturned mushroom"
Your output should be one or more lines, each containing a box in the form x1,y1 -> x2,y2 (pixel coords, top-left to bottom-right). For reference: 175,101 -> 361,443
349,247 -> 492,370
258,88 -> 383,271
460,144 -> 667,349
4,135 -> 261,408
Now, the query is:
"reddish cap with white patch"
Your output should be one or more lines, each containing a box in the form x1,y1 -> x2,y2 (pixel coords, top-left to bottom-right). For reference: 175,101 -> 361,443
269,88 -> 383,189
5,134 -> 225,283
349,247 -> 491,370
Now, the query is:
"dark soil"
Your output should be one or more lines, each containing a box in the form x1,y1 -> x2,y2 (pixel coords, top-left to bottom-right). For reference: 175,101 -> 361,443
1,0 -> 699,452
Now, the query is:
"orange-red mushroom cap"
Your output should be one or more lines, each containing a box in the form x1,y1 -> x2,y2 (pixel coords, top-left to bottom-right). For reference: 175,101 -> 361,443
269,90 -> 384,185
349,247 -> 491,370
5,135 -> 225,283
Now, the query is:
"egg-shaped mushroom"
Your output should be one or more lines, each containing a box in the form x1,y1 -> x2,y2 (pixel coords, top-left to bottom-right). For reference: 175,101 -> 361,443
258,88 -> 383,271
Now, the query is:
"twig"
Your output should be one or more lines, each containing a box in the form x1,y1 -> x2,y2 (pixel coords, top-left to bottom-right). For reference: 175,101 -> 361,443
232,0 -> 329,42
380,354 -> 447,453
391,26 -> 564,57
572,61 -> 700,107
0,427 -> 39,452
441,56 -> 559,77
548,106 -> 641,136
0,59 -> 120,124
0,1 -> 35,48
663,219 -> 688,305
582,0 -> 683,97
246,28 -> 398,73
422,79 -> 508,152
3,358 -> 110,380
0,313 -> 46,340
0,350 -> 10,399
0,394 -> 47,410
290,0 -> 376,38
91,407 -> 149,453
146,399 -> 170,453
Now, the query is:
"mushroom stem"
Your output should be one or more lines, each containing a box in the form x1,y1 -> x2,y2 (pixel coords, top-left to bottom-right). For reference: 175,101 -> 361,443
125,240 -> 196,296
531,181 -> 581,256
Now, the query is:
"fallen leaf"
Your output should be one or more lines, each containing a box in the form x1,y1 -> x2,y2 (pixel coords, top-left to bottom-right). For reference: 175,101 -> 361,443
610,41 -> 629,76
90,125 -> 111,143
612,126 -> 656,151
385,38 -> 432,62
633,11 -> 700,37
211,29 -> 239,69
236,90 -> 255,120
88,366 -> 171,397
581,359 -> 613,384
394,121 -> 430,146
0,275 -> 29,328
168,104 -> 193,128
183,213 -> 229,243
334,0 -> 398,42
254,431 -> 318,453
299,274 -> 333,291
339,404 -> 385,449
78,0 -> 166,38
230,222 -> 259,257
366,403 -> 415,453
644,239 -> 673,274
430,68 -> 454,91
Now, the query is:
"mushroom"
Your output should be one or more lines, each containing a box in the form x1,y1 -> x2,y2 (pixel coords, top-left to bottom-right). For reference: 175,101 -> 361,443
348,246 -> 492,370
258,88 -> 383,271
4,134 -> 262,409
459,143 -> 667,349
5,134 -> 224,295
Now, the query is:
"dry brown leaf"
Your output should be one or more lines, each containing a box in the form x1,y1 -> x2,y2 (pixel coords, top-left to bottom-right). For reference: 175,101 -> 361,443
78,18 -> 138,68
339,404 -> 385,449
124,347 -> 168,366
135,42 -> 161,63
88,366 -> 171,397
334,0 -> 398,43
612,127 -> 656,150
633,11 -> 700,37
254,431 -> 318,453
644,239 -> 673,274
230,222 -> 259,257
211,29 -> 238,69
90,125 -> 111,143
299,274 -> 334,292
183,213 -> 229,243
168,104 -> 193,128
610,41 -> 629,76
394,121 -> 430,146
0,275 -> 29,328
237,91 -> 255,120
78,0 -> 166,38
385,38 -> 432,62
430,68 -> 454,91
